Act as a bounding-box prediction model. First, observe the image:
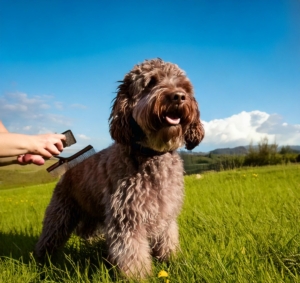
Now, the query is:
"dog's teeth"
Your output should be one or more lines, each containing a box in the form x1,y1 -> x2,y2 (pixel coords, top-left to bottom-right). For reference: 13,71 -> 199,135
166,116 -> 180,125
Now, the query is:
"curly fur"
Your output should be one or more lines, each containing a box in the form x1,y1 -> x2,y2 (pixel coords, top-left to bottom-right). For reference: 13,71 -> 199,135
35,58 -> 204,278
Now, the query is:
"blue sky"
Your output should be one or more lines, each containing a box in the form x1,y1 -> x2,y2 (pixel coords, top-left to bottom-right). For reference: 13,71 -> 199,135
1,0 -> 299,153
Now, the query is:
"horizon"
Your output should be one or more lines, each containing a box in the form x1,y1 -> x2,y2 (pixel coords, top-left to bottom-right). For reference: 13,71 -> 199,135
180,144 -> 300,154
1,0 -> 299,154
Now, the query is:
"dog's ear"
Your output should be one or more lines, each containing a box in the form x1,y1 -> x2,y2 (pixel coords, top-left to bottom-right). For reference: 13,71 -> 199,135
109,81 -> 134,145
184,98 -> 205,150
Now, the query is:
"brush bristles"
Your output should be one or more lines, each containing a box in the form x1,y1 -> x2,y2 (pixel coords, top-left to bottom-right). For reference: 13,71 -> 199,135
48,163 -> 68,177
67,147 -> 96,170
47,145 -> 95,178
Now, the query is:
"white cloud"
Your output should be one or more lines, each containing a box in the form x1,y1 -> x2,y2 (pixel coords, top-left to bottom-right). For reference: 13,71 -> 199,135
23,125 -> 32,131
202,110 -> 300,150
3,104 -> 28,111
78,134 -> 91,140
40,103 -> 51,109
0,92 -> 72,134
70,103 -> 87,109
54,101 -> 64,110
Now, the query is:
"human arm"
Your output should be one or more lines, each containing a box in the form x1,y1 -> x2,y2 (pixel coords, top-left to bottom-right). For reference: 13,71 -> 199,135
0,121 -> 66,166
0,121 -> 9,133
0,132 -> 66,158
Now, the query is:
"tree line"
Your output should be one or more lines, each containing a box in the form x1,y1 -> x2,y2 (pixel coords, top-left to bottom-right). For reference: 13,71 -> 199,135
180,137 -> 300,175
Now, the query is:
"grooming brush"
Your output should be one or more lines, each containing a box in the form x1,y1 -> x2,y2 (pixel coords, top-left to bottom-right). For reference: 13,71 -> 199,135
61,130 -> 76,147
46,145 -> 96,177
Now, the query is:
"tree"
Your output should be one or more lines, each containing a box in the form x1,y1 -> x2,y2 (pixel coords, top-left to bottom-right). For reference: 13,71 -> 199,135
244,137 -> 280,166
279,145 -> 292,155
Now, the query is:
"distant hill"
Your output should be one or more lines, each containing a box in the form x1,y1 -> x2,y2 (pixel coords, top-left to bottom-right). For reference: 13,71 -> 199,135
244,145 -> 300,153
289,146 -> 300,152
209,146 -> 248,155
205,145 -> 300,156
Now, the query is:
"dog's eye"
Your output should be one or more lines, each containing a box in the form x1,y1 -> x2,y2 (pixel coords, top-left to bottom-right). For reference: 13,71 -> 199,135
147,77 -> 157,88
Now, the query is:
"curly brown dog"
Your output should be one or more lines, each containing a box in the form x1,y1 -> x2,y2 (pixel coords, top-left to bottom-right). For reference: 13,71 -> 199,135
35,58 -> 204,278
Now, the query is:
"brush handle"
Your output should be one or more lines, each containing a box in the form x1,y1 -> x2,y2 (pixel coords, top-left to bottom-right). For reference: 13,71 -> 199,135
61,130 -> 76,147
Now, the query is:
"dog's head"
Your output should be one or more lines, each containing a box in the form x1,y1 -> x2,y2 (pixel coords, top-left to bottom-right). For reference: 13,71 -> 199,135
109,58 -> 204,152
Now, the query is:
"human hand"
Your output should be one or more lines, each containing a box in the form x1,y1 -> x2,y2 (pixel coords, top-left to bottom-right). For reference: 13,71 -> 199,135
27,133 -> 66,158
17,154 -> 45,166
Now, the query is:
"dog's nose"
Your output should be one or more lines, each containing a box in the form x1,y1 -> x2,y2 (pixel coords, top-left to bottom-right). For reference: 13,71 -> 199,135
172,93 -> 186,104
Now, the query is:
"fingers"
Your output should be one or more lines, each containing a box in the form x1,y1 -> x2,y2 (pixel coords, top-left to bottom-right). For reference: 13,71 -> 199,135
45,134 -> 66,153
29,133 -> 66,158
45,134 -> 65,154
17,155 -> 27,165
30,155 -> 45,165
44,140 -> 62,156
27,154 -> 45,165
54,134 -> 66,152
17,154 -> 45,166
16,133 -> 67,166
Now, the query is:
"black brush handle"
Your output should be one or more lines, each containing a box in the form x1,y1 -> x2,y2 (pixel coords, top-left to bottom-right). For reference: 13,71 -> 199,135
61,130 -> 76,147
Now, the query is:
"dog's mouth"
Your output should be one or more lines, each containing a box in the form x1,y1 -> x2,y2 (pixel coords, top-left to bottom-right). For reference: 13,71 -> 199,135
153,102 -> 189,130
164,113 -> 181,126
162,105 -> 187,126
164,114 -> 181,125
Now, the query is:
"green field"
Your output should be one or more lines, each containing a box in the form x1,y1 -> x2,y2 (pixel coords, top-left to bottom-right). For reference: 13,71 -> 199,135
0,164 -> 300,282
0,162 -> 58,190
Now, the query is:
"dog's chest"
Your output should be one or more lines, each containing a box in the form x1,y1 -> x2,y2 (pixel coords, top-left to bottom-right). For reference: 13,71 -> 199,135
113,153 -> 184,231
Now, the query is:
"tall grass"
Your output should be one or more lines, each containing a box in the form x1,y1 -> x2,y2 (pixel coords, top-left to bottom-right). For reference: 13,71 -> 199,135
181,165 -> 300,282
0,164 -> 300,282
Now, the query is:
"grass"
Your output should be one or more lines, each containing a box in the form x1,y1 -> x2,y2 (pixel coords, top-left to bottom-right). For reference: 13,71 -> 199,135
0,164 -> 300,282
181,165 -> 300,282
0,162 -> 58,190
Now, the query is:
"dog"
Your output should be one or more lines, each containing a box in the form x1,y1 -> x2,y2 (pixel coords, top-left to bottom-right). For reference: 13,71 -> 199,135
35,58 -> 204,278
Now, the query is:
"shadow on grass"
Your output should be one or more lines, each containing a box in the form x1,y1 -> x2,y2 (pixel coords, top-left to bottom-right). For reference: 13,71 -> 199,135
38,238 -> 116,282
0,230 -> 38,262
0,231 -> 119,281
267,247 -> 300,278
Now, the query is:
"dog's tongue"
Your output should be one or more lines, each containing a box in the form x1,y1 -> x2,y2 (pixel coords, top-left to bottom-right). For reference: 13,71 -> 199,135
165,115 -> 180,125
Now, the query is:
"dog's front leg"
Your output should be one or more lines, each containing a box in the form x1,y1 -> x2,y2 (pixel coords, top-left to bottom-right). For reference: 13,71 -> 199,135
151,219 -> 180,261
105,221 -> 152,279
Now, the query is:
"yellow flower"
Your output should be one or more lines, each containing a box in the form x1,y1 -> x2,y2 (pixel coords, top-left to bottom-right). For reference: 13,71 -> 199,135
241,246 -> 246,254
158,270 -> 168,278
